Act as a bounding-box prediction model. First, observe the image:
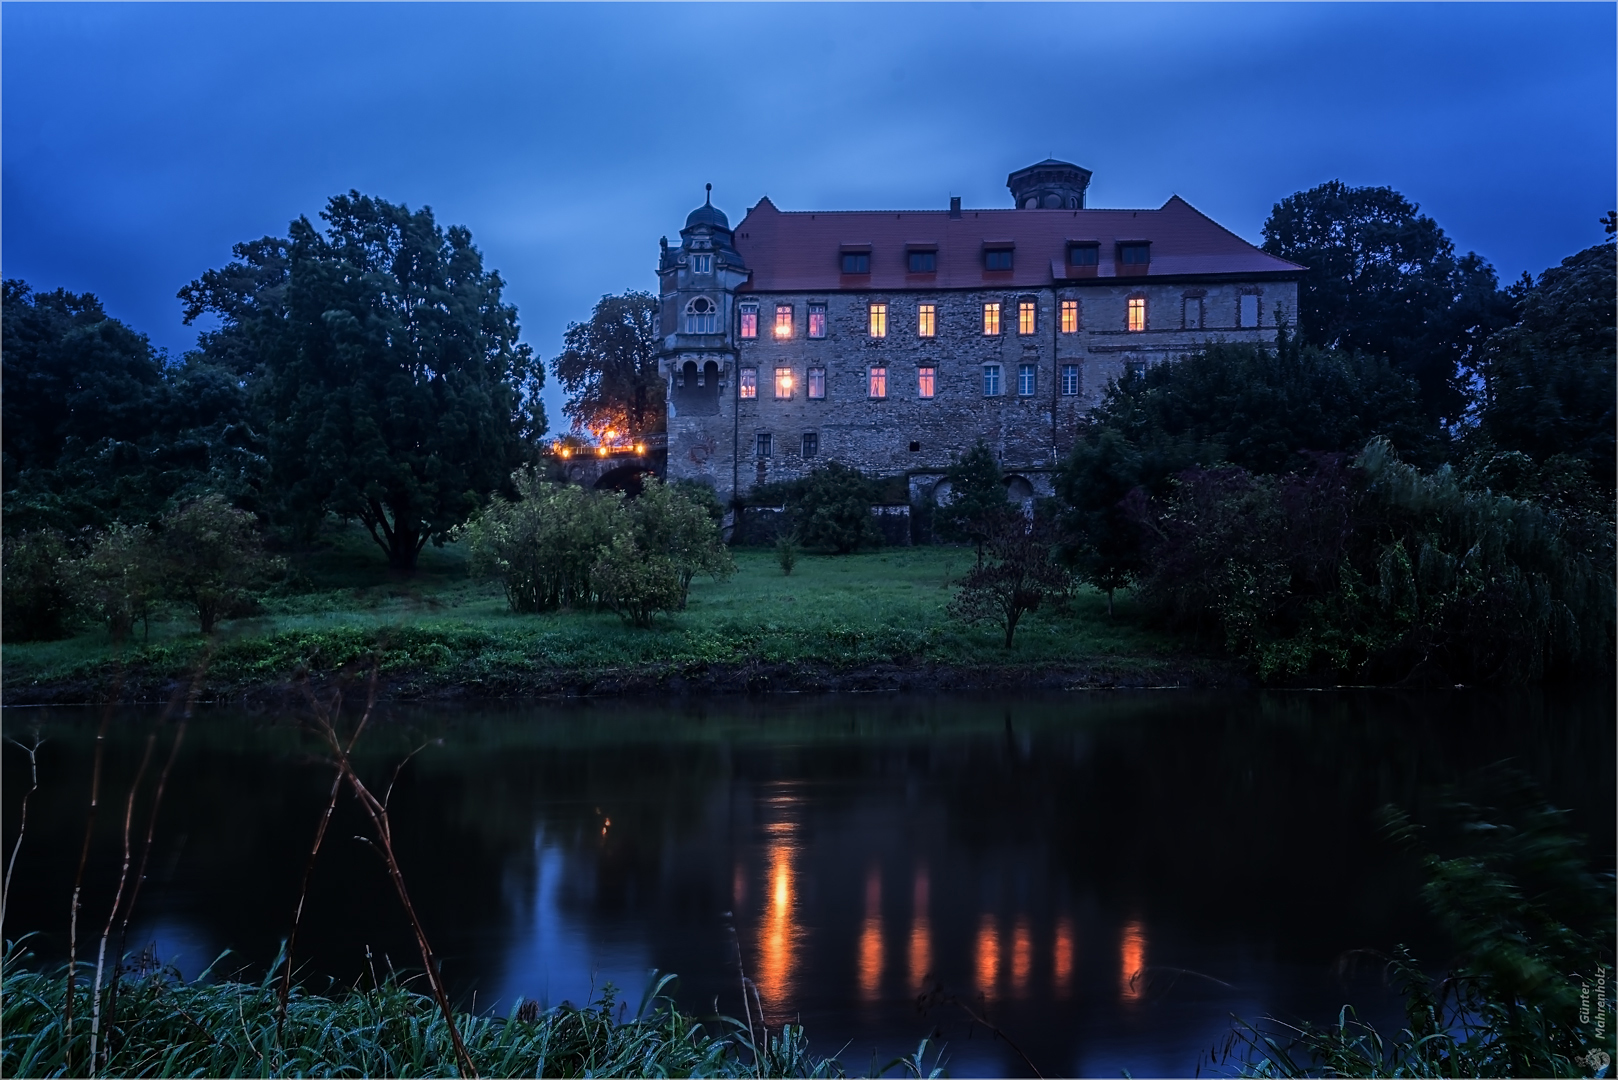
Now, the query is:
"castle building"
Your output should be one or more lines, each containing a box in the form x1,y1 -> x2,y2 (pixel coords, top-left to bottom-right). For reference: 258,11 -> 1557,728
656,161 -> 1304,512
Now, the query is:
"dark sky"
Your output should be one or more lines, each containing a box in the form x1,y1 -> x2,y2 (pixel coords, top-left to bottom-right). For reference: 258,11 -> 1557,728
5,3 -> 1613,429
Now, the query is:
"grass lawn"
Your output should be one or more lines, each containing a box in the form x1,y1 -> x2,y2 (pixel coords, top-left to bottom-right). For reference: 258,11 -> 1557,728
3,525 -> 1202,699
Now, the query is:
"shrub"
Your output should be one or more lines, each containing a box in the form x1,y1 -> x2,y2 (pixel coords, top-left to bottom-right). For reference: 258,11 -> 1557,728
776,532 -> 797,576
68,523 -> 164,642
1,530 -> 76,642
934,441 -> 1016,565
465,471 -> 620,612
627,478 -> 734,608
791,462 -> 881,554
592,532 -> 682,628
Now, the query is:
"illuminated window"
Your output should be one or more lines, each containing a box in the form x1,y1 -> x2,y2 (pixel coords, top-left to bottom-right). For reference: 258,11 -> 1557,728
1068,244 -> 1098,267
918,366 -> 935,398
841,252 -> 870,274
983,302 -> 1001,335
808,303 -> 827,339
1060,299 -> 1079,333
1018,300 -> 1036,335
1127,297 -> 1147,332
774,304 -> 794,338
684,297 -> 717,334
984,248 -> 1013,271
983,364 -> 1002,396
868,366 -> 887,399
1119,243 -> 1150,266
918,303 -> 936,338
1061,364 -> 1080,395
807,367 -> 826,399
739,368 -> 757,399
739,302 -> 758,339
756,433 -> 772,458
1018,363 -> 1037,396
1183,296 -> 1203,330
801,432 -> 819,458
774,367 -> 794,399
1239,294 -> 1260,327
908,251 -> 936,273
869,303 -> 887,338
691,254 -> 712,274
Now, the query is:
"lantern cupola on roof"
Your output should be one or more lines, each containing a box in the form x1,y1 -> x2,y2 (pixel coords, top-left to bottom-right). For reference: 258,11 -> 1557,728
1007,158 -> 1093,210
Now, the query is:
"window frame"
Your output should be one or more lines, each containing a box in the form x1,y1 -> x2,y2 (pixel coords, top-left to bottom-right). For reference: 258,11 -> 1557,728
868,302 -> 888,338
1060,298 -> 1079,333
807,302 -> 827,339
1018,362 -> 1037,396
841,251 -> 871,274
983,247 -> 1014,272
917,365 -> 936,399
1126,296 -> 1147,333
1183,295 -> 1204,330
774,304 -> 794,339
983,363 -> 1002,397
868,366 -> 888,400
917,303 -> 936,338
739,367 -> 758,399
774,366 -> 794,400
691,253 -> 713,274
738,302 -> 759,339
684,296 -> 717,335
1067,243 -> 1099,267
1060,364 -> 1080,396
807,366 -> 826,400
1018,300 -> 1037,336
801,432 -> 819,458
1238,292 -> 1262,328
907,250 -> 937,273
1118,242 -> 1151,266
756,432 -> 772,458
982,302 -> 1002,336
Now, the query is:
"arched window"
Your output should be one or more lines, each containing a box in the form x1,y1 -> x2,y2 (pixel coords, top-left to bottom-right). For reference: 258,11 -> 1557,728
685,297 -> 717,334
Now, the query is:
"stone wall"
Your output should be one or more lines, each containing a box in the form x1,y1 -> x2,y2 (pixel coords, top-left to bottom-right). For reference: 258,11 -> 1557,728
665,278 -> 1297,505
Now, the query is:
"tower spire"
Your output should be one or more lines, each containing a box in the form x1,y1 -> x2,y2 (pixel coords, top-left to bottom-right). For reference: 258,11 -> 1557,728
705,182 -> 712,206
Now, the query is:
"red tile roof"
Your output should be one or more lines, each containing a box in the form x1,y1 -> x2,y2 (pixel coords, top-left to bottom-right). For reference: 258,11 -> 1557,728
732,195 -> 1303,292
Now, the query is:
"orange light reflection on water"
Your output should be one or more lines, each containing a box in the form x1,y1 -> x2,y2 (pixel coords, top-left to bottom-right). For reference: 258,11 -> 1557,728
908,866 -> 931,990
755,819 -> 798,1015
1053,917 -> 1074,998
857,865 -> 883,1001
975,914 -> 999,996
1011,918 -> 1032,996
1120,920 -> 1146,1002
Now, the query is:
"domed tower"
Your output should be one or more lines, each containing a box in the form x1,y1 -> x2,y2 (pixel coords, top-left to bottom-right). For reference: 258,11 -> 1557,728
657,186 -> 750,491
1006,158 -> 1093,209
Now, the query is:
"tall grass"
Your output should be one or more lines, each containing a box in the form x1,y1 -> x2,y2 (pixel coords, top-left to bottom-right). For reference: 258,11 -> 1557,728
0,947 -> 876,1078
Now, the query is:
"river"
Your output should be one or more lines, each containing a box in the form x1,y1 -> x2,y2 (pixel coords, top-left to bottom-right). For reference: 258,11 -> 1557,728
4,687 -> 1611,1076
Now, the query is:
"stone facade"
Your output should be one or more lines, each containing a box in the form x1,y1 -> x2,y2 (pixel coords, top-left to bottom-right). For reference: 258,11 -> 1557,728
656,162 -> 1303,511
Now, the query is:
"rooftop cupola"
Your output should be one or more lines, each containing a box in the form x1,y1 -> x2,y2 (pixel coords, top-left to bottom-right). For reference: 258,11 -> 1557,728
684,183 -> 731,231
1007,158 -> 1093,209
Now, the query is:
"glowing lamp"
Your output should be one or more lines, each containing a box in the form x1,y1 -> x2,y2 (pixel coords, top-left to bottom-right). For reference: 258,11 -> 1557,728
635,444 -> 645,454
560,448 -> 571,458
596,446 -> 607,457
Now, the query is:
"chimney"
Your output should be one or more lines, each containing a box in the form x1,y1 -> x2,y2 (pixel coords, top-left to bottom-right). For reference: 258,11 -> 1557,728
949,196 -> 962,219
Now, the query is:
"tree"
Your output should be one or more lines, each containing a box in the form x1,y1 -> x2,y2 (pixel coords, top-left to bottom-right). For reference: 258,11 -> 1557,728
1470,243 -> 1616,492
156,494 -> 281,634
947,514 -> 1070,648
552,291 -> 664,437
179,192 -> 545,572
1055,428 -> 1145,617
934,441 -> 1017,566
1,530 -> 75,642
69,524 -> 164,642
1262,181 -> 1514,424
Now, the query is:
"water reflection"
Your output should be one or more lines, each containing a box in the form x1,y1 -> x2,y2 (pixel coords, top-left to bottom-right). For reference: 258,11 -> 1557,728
908,865 -> 931,990
1012,917 -> 1032,997
975,913 -> 999,996
1120,920 -> 1147,1003
755,800 -> 800,1016
1053,916 -> 1074,998
858,865 -> 882,1002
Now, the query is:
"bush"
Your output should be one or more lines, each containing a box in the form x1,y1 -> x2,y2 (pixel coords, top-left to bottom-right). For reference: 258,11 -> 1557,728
465,471 -> 620,612
592,532 -> 682,628
627,478 -> 733,608
791,462 -> 881,554
934,441 -> 1017,565
1,530 -> 74,641
68,523 -> 164,642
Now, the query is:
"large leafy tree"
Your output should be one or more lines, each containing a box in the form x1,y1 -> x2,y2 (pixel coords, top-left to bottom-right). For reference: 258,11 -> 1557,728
1471,243 -> 1616,492
552,291 -> 663,437
180,192 -> 545,571
1262,181 -> 1514,424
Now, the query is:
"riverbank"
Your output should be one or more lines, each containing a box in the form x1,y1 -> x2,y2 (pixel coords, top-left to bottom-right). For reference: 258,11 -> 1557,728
3,546 -> 1229,706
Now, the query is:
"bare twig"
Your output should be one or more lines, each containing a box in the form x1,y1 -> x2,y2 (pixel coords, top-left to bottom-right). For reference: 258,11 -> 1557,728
89,729 -> 156,1074
0,734 -> 44,933
306,666 -> 477,1077
278,765 -> 343,1047
64,694 -> 117,1074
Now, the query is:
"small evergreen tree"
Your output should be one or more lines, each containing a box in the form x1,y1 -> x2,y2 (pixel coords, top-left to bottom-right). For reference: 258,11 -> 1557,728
934,441 -> 1016,566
